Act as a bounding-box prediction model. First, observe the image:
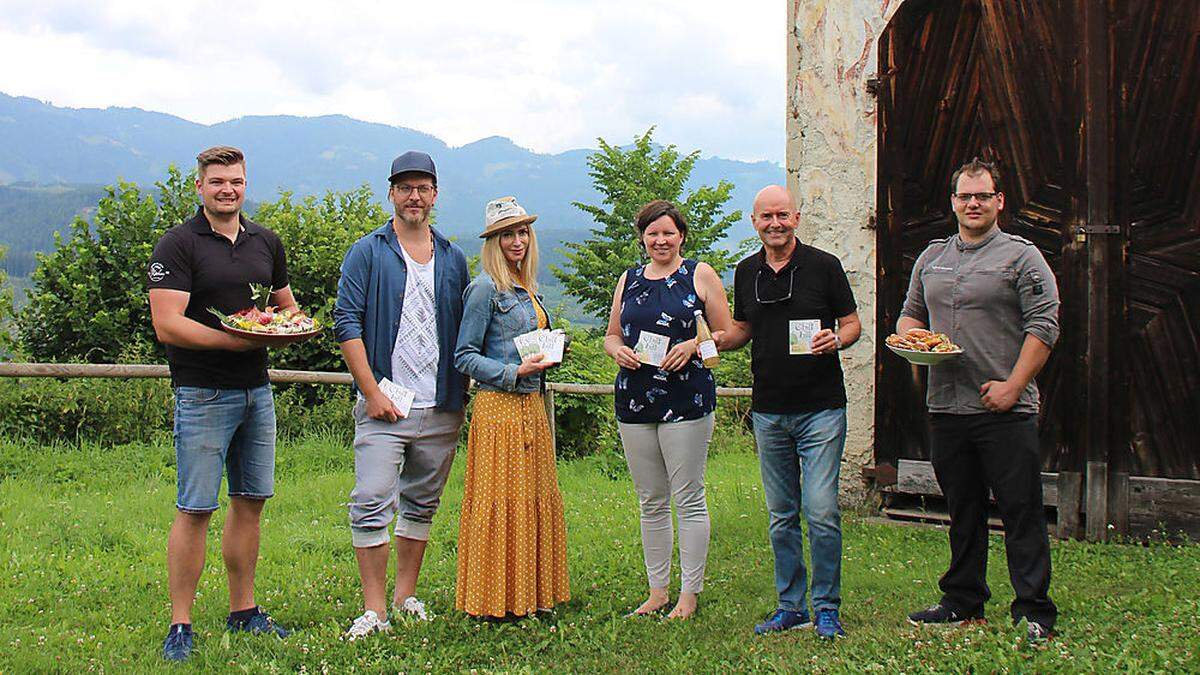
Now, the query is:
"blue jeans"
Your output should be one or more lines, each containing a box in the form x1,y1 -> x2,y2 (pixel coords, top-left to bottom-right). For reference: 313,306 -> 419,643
174,384 -> 276,513
752,408 -> 846,613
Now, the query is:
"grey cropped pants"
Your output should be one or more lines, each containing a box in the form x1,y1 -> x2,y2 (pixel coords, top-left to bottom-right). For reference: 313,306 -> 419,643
617,413 -> 714,594
348,403 -> 464,547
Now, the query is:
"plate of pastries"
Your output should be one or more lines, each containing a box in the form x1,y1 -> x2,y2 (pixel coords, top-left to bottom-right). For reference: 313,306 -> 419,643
886,328 -> 962,366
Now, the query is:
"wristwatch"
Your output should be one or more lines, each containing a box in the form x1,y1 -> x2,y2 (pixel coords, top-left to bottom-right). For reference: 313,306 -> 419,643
833,334 -> 843,351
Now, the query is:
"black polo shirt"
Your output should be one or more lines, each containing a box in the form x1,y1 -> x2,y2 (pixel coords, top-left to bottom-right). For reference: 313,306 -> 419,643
733,240 -> 857,413
147,207 -> 289,388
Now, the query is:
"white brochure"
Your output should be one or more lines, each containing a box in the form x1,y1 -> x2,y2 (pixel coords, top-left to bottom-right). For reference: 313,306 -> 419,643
514,329 -> 565,365
634,331 -> 671,367
358,377 -> 416,417
789,319 -> 822,355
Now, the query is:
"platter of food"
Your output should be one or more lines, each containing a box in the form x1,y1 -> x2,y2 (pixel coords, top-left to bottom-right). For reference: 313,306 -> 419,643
209,306 -> 322,345
208,284 -> 321,346
885,328 -> 962,366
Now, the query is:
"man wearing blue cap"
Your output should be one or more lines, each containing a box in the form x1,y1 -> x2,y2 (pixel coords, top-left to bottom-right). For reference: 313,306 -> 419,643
334,151 -> 471,638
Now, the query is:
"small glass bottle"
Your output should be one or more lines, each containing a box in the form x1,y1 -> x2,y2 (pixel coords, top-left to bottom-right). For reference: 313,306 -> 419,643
694,309 -> 720,368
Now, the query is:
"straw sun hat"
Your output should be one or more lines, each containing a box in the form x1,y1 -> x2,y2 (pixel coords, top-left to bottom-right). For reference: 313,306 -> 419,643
480,196 -> 537,238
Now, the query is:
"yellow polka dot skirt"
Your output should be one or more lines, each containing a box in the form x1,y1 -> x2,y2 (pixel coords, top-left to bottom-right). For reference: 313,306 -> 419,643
455,390 -> 571,617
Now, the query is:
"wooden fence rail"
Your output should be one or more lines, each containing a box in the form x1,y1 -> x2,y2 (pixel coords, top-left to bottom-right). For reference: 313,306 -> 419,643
0,362 -> 752,452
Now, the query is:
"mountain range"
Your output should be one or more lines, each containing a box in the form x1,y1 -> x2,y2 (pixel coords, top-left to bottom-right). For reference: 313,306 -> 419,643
0,91 -> 783,283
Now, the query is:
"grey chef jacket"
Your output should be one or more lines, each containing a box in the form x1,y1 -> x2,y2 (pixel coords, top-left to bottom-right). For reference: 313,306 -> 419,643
900,228 -> 1060,415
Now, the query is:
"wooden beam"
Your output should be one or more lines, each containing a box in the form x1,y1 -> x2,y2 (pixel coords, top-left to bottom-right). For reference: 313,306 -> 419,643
0,363 -> 755,396
1086,460 -> 1109,540
543,388 -> 557,455
1081,0 -> 1114,543
1057,471 -> 1083,539
1108,472 -> 1130,537
892,459 -> 1059,506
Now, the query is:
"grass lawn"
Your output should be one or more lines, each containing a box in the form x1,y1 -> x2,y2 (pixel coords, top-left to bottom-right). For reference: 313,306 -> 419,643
1,433 -> 1198,673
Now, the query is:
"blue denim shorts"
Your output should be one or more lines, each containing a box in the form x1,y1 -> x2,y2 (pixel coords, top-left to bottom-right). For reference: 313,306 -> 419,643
174,384 -> 276,513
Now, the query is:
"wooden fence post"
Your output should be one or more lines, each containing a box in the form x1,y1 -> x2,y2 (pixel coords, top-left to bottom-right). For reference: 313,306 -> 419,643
543,387 -> 556,454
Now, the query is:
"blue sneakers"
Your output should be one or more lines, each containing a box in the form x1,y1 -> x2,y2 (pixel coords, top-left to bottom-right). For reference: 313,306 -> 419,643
226,608 -> 291,638
161,623 -> 194,662
754,609 -> 813,635
815,608 -> 846,639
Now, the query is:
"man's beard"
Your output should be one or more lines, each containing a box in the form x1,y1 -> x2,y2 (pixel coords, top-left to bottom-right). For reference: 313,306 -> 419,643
396,205 -> 431,227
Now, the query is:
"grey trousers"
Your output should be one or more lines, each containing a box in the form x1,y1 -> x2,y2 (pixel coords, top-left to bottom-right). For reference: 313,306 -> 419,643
618,413 -> 715,594
349,403 -> 464,547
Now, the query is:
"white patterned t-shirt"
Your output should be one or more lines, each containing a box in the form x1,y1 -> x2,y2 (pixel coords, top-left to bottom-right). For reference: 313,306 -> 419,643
390,243 -> 438,408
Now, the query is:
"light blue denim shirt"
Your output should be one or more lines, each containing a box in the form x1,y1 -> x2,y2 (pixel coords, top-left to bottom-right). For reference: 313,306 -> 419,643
454,271 -> 552,393
332,221 -> 470,411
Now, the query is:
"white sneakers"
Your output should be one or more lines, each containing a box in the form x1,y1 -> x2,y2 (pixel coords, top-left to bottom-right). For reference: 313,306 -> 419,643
344,610 -> 391,641
344,597 -> 430,641
395,596 -> 431,622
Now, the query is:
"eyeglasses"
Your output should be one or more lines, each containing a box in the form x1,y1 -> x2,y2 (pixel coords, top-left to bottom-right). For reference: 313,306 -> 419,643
393,184 -> 435,197
755,266 -> 795,304
951,192 -> 998,204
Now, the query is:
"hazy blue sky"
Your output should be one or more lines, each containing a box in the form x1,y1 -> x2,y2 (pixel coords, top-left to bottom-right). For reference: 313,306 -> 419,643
0,1 -> 785,164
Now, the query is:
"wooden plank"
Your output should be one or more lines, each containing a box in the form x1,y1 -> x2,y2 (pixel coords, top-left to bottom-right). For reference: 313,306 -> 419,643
1127,475 -> 1200,540
543,388 -> 557,455
0,363 -> 755,397
893,459 -> 1059,506
883,506 -> 1005,530
0,362 -> 355,385
1057,471 -> 1083,539
547,382 -> 752,397
1108,472 -> 1130,536
1086,460 -> 1109,541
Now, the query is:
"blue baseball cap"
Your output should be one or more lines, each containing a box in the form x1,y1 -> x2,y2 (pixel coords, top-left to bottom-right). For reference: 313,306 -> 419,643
388,151 -> 437,184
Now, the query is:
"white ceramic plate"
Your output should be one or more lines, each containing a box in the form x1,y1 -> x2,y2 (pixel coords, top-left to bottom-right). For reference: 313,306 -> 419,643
886,343 -> 963,366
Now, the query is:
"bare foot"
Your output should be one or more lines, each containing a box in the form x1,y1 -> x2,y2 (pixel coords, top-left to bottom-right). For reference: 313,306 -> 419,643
631,588 -> 671,616
667,592 -> 697,620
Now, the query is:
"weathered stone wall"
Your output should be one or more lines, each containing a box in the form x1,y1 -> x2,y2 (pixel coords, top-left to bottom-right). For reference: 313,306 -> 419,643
787,0 -> 905,500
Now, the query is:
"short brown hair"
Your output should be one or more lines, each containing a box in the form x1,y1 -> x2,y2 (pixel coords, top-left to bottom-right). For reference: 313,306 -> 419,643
950,157 -> 1002,194
634,199 -> 688,247
196,146 -> 245,176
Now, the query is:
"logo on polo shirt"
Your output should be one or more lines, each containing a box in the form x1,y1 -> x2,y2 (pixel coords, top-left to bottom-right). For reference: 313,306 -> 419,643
148,262 -> 170,282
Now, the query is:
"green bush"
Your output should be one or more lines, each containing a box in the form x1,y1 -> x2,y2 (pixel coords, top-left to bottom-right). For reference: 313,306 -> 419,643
0,377 -> 358,447
15,167 -> 383,379
251,187 -> 385,374
0,377 -> 174,446
16,170 -> 193,362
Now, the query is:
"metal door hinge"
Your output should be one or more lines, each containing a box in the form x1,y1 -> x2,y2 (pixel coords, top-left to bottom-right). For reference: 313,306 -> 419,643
1075,224 -> 1119,235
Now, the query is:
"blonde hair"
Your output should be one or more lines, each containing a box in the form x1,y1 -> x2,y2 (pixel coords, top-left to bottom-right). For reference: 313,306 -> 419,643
481,225 -> 539,294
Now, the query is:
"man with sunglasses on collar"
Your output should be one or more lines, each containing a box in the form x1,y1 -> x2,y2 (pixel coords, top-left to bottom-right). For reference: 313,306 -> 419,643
722,185 -> 861,639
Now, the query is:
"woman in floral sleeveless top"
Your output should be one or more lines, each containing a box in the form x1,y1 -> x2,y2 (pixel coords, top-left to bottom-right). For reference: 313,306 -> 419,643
603,200 -> 733,620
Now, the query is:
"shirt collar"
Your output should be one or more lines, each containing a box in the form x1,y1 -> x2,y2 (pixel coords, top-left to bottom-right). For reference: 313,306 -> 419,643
756,237 -> 806,274
187,206 -> 254,236
955,226 -> 1000,251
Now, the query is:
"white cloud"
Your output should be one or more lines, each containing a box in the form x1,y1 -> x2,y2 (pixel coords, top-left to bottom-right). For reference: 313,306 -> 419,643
0,0 -> 784,163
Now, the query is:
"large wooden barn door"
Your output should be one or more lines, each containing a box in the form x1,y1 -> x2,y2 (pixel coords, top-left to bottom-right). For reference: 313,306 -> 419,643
875,0 -> 1200,539
1114,4 -> 1200,482
874,0 -> 1083,473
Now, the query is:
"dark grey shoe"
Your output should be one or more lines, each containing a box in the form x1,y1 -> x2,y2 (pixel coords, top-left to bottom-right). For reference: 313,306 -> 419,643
906,603 -> 985,627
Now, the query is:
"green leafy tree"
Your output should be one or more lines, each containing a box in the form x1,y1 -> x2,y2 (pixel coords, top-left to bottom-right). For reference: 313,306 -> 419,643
552,127 -> 743,320
17,166 -> 385,374
17,167 -> 195,362
0,245 -> 16,354
252,186 -> 385,373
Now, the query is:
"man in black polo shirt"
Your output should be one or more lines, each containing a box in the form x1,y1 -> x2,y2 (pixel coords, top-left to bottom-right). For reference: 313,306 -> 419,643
722,185 -> 861,639
147,146 -> 295,661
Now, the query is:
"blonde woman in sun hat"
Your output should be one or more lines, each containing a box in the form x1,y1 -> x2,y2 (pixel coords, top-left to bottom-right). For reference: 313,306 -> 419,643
452,196 -> 571,618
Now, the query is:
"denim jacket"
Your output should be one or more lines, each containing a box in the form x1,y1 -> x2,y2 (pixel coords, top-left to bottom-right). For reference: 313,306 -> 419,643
454,271 -> 552,393
332,221 -> 470,411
